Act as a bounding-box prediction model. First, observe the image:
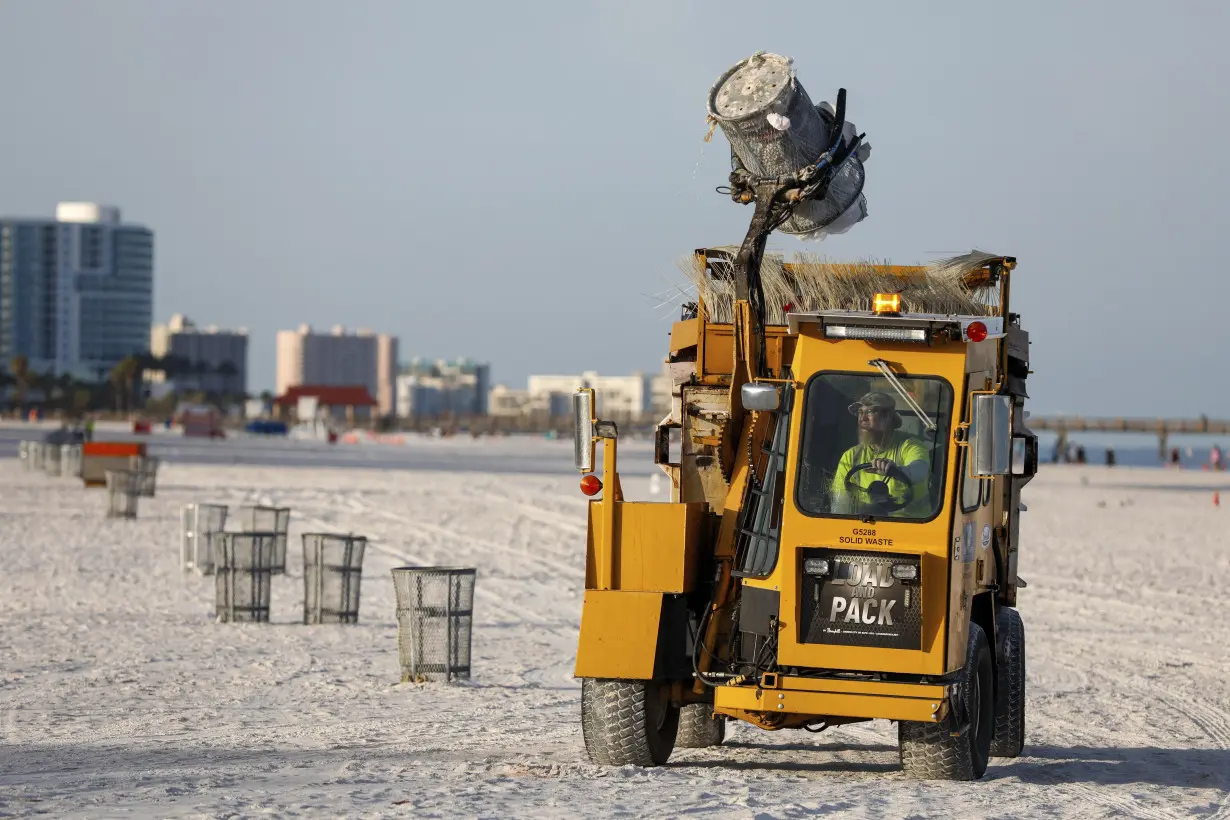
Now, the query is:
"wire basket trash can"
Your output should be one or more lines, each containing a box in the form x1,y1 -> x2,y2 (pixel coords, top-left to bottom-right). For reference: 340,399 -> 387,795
28,441 -> 45,472
236,505 -> 291,574
303,533 -> 367,624
181,503 -> 229,574
18,441 -> 33,470
105,470 -> 140,519
215,532 -> 277,623
128,455 -> 160,498
61,444 -> 83,478
44,444 -> 63,477
392,567 -> 476,682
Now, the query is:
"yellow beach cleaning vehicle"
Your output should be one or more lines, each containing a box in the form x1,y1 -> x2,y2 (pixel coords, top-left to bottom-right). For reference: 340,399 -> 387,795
570,128 -> 1036,779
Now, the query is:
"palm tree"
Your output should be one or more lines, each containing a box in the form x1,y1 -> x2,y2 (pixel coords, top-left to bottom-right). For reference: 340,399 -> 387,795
108,356 -> 141,412
9,355 -> 29,411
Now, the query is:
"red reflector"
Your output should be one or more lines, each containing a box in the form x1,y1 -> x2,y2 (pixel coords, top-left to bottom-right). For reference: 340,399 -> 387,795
965,321 -> 988,343
580,475 -> 603,496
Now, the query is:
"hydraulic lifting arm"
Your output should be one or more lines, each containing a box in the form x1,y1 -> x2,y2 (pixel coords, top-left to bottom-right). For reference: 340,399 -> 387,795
693,90 -> 866,691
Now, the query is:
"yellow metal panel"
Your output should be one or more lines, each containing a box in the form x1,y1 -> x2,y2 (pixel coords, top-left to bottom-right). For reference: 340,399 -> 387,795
765,328 -> 969,677
574,590 -> 663,680
699,323 -> 795,380
612,502 -> 704,593
715,684 -> 946,724
670,319 -> 698,353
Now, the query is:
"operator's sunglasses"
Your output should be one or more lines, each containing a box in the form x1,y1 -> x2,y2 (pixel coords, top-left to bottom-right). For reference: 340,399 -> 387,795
849,404 -> 892,417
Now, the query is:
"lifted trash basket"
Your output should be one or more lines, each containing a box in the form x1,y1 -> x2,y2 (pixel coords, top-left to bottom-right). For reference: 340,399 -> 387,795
215,533 -> 277,623
392,567 -> 476,682
105,470 -> 140,519
303,533 -> 367,624
237,505 -> 291,574
181,503 -> 229,574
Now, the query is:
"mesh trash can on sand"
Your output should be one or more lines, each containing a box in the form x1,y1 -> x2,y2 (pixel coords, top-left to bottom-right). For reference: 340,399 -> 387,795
18,441 -> 33,470
62,444 -> 83,478
392,567 -> 476,682
44,444 -> 63,477
129,455 -> 160,498
28,442 -> 45,472
105,470 -> 140,519
181,503 -> 229,574
303,534 -> 367,625
215,533 -> 277,623
237,505 -> 291,574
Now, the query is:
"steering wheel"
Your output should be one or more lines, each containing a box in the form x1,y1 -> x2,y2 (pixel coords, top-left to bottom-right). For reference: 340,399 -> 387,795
844,462 -> 916,513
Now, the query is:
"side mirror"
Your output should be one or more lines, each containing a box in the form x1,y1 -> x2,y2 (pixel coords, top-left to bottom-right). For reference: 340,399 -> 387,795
970,394 -> 1012,476
573,389 -> 595,473
741,382 -> 780,412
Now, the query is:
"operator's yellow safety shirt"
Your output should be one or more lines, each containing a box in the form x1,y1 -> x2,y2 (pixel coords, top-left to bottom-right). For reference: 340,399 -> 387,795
830,432 -> 931,517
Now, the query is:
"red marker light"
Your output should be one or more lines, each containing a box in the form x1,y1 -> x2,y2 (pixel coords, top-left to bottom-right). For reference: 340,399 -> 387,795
965,321 -> 988,343
580,475 -> 603,496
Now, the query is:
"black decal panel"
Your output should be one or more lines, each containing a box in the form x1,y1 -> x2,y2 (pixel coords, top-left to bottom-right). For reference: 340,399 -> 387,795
799,548 -> 922,650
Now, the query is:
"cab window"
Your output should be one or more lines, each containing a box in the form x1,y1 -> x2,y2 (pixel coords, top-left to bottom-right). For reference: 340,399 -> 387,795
795,372 -> 954,522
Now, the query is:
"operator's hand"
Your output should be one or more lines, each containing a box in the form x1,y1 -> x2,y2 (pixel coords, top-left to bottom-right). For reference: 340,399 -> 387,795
869,458 -> 895,475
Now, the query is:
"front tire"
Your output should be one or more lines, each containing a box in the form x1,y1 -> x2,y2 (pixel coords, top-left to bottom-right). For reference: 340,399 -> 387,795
581,678 -> 679,766
675,703 -> 726,748
899,623 -> 995,780
989,606 -> 1026,757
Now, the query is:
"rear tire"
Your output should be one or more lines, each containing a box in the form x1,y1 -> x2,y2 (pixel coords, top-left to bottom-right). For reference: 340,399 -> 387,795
899,623 -> 995,780
580,678 -> 679,766
989,606 -> 1026,758
675,703 -> 726,748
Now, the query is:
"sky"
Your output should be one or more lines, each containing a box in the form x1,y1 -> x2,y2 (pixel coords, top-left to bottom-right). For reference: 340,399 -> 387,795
1,0 -> 1228,416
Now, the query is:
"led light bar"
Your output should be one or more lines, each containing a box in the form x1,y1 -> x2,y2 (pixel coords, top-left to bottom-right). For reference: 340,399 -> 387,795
891,563 -> 919,581
824,324 -> 929,343
803,558 -> 831,576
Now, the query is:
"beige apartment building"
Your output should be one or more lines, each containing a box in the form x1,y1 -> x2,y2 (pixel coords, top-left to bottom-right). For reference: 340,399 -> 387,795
275,324 -> 398,417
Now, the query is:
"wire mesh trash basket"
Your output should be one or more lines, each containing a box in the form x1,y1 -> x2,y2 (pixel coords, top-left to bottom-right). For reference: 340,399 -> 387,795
105,470 -> 140,519
28,442 -> 45,472
215,533 -> 277,623
236,506 -> 291,574
18,440 -> 32,470
181,503 -> 229,574
128,455 -> 160,497
392,567 -> 476,682
303,534 -> 367,625
61,444 -> 83,478
44,444 -> 63,477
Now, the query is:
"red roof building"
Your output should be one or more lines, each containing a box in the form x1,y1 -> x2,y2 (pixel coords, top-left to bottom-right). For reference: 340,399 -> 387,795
273,385 -> 378,429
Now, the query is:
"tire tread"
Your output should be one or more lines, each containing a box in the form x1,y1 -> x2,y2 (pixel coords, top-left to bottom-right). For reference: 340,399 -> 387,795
989,607 -> 1026,758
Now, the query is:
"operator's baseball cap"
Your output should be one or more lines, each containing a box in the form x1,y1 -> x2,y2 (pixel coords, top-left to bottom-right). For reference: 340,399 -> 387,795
848,391 -> 901,427
848,391 -> 895,413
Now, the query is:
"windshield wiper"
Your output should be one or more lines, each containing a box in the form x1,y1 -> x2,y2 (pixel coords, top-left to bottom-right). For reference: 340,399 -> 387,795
869,358 -> 936,432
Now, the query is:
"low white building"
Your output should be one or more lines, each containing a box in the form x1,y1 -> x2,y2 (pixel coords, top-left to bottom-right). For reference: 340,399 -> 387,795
526,371 -> 652,418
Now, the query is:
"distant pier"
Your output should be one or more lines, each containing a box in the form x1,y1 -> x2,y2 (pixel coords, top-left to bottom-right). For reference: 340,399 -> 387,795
1028,415 -> 1230,461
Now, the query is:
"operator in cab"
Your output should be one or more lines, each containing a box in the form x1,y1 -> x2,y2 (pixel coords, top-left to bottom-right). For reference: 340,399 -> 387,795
830,391 -> 931,517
